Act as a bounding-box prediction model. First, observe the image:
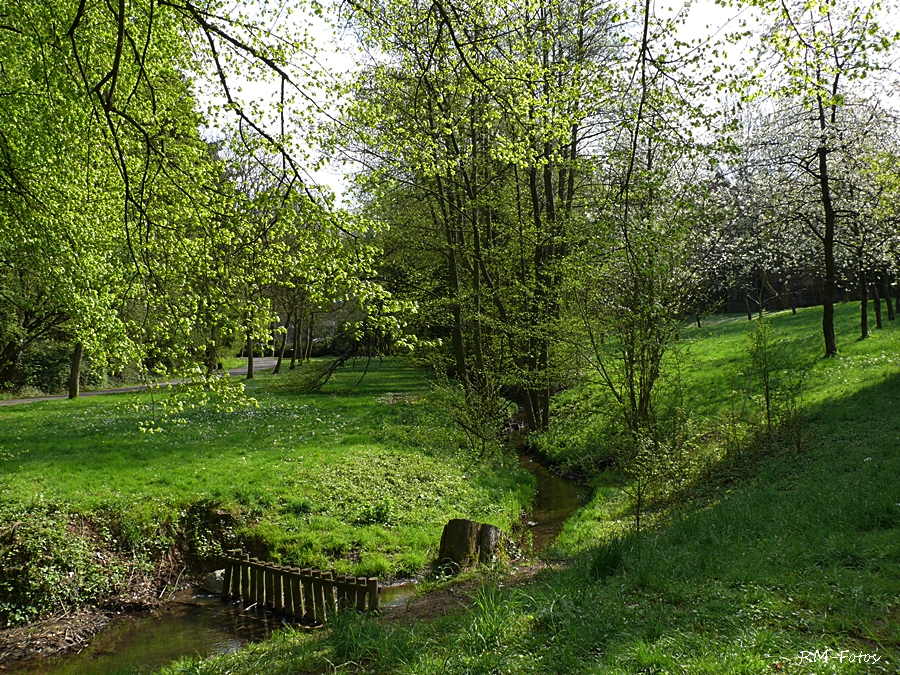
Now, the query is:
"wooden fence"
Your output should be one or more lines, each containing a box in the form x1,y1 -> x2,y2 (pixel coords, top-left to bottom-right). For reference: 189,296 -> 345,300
221,549 -> 379,622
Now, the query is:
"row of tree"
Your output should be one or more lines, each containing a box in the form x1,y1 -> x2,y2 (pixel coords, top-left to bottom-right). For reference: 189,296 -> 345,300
3,0 -> 899,435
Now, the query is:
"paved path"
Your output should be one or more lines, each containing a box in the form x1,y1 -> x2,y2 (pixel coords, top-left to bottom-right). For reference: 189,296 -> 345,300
0,357 -> 280,408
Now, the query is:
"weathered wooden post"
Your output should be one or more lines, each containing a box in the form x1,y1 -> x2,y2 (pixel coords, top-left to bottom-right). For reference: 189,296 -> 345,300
222,551 -> 234,600
334,575 -> 344,608
312,569 -> 325,622
240,553 -> 251,601
248,558 -> 258,605
264,562 -> 275,610
322,571 -> 336,615
252,557 -> 264,608
273,566 -> 285,613
230,550 -> 243,599
301,568 -> 314,622
291,568 -> 303,619
283,567 -> 294,616
344,576 -> 355,611
355,576 -> 368,611
367,577 -> 379,611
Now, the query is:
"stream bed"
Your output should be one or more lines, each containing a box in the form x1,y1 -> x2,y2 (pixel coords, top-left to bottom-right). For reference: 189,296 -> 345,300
6,592 -> 279,675
8,450 -> 585,674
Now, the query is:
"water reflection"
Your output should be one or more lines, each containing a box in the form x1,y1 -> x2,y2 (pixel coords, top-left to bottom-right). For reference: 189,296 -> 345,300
6,592 -> 279,675
517,452 -> 586,552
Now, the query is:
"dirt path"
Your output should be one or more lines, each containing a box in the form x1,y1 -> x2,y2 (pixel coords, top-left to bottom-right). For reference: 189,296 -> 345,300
0,358 -> 279,408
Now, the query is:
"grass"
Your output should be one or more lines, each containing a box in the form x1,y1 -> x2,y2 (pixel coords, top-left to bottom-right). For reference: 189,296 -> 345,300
0,358 -> 533,625
153,301 -> 900,674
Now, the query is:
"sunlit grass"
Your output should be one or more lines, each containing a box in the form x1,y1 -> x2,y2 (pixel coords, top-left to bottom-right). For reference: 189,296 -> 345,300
0,359 -> 532,580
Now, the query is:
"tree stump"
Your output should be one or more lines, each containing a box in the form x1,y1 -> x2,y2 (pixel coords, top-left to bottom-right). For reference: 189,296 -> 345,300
477,524 -> 504,564
437,519 -> 507,571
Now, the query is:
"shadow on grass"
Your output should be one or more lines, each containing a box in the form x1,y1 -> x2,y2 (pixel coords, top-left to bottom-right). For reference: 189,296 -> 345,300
282,372 -> 900,675
497,371 -> 900,673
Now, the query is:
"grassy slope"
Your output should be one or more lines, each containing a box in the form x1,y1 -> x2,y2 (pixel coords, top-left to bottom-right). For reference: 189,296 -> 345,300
0,359 -> 533,624
162,302 -> 900,674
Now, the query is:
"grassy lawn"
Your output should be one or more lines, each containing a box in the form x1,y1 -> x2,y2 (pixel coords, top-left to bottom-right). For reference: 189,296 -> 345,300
155,302 -> 900,674
0,358 -> 533,625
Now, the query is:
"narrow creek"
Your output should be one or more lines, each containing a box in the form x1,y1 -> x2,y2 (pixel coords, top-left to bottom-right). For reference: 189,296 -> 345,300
8,449 -> 585,674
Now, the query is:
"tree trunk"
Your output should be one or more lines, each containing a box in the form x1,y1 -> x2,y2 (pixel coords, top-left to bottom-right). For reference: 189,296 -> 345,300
859,273 -> 868,340
274,312 -> 290,375
0,341 -> 22,386
895,275 -> 900,314
883,275 -> 895,321
745,295 -> 753,321
68,343 -> 83,399
246,332 -> 255,380
206,324 -> 219,376
695,314 -> 701,329
817,101 -> 837,356
872,279 -> 883,329
289,319 -> 298,370
786,279 -> 797,314
305,314 -> 315,362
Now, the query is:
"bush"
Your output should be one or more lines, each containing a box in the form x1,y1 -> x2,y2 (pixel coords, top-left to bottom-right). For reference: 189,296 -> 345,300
0,502 -> 124,626
531,385 -> 623,475
429,371 -> 513,457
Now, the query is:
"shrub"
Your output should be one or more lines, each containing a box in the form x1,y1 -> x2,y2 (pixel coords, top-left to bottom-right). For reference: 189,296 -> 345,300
0,502 -> 124,626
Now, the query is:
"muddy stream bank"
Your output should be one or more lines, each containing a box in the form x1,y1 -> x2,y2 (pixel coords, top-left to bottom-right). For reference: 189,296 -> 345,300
4,449 -> 586,674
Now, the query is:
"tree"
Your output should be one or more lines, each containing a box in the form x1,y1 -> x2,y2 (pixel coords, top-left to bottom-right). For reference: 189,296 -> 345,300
748,0 -> 898,355
0,5 -> 131,389
1,0 -> 386,392
342,0 -> 622,430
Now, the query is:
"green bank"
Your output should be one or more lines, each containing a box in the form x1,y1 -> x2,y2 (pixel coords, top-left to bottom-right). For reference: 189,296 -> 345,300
156,302 -> 899,675
0,359 -> 533,626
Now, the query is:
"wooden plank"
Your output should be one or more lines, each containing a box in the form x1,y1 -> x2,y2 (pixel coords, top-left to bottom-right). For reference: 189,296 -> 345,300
264,563 -> 275,610
290,567 -> 303,620
221,554 -> 233,600
367,578 -> 379,611
273,567 -> 284,613
337,576 -> 356,610
312,569 -> 324,622
301,568 -> 314,622
252,558 -> 264,607
240,553 -> 251,601
333,574 -> 343,609
322,571 -> 336,615
229,550 -> 243,598
356,577 -> 367,611
283,568 -> 294,616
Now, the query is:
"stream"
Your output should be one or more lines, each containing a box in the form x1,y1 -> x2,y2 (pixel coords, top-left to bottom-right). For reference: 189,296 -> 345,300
8,450 -> 585,674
